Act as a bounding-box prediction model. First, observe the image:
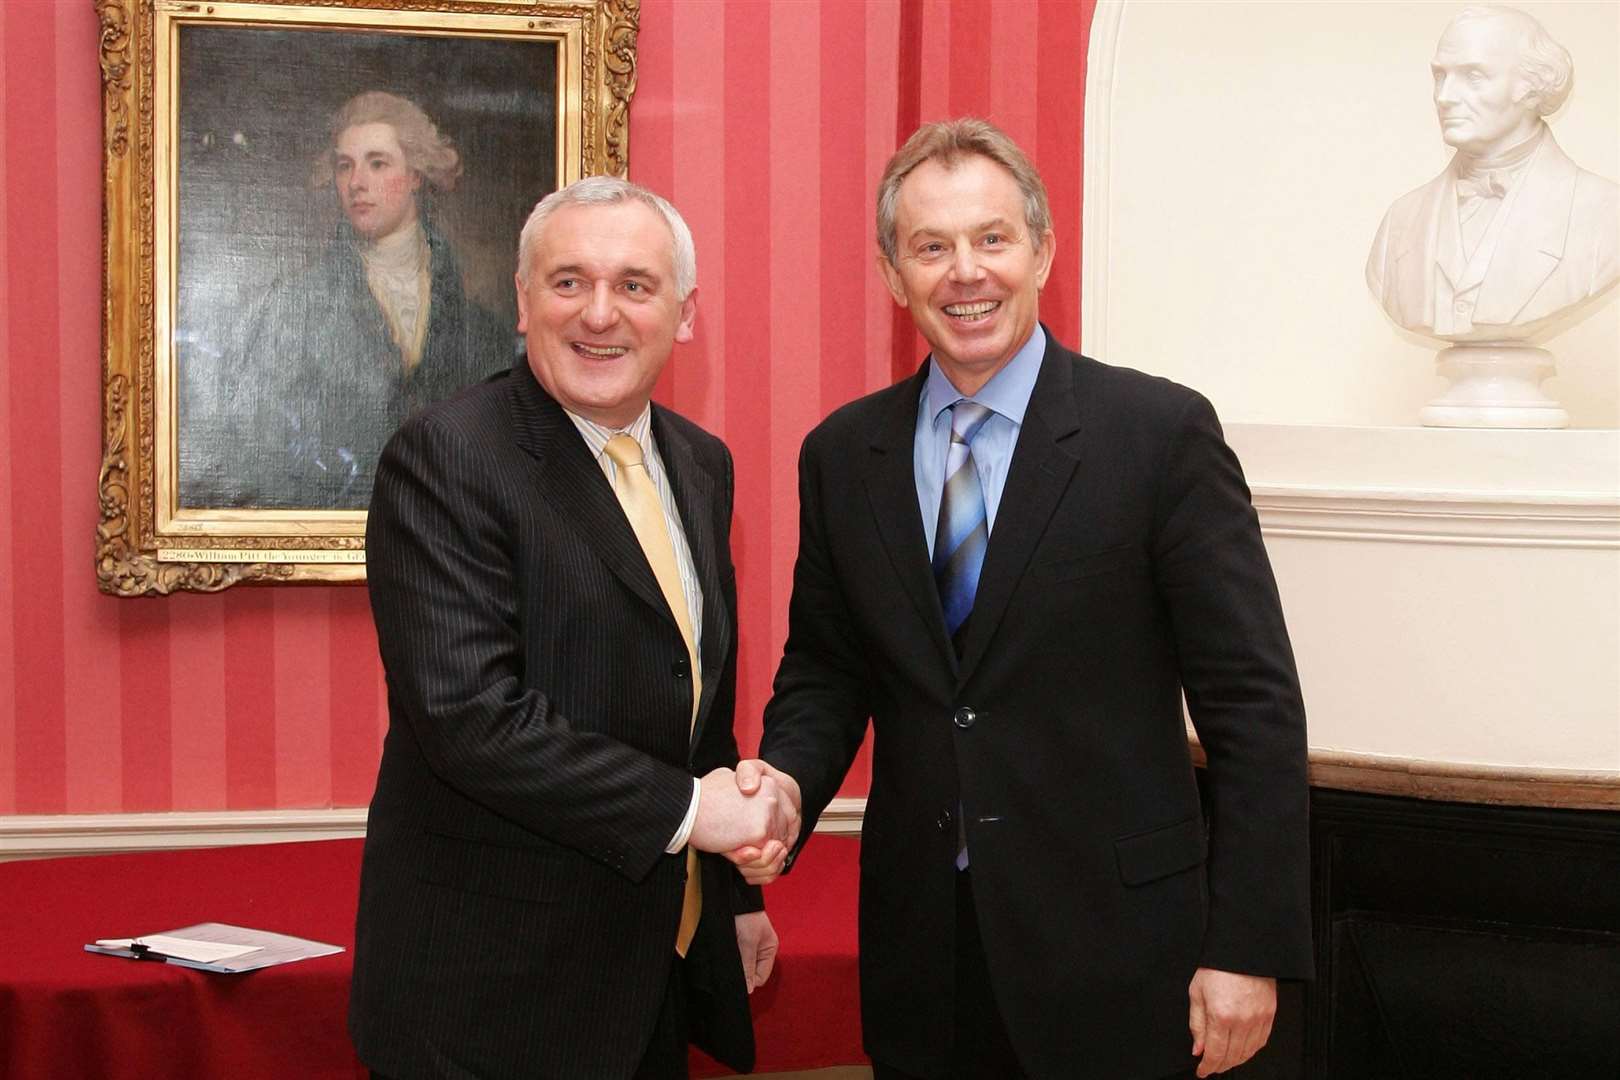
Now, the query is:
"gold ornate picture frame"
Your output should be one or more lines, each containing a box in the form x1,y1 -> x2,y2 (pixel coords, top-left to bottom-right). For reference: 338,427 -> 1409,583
96,0 -> 638,595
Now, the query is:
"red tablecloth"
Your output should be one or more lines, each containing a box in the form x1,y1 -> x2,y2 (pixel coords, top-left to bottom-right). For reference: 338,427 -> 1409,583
693,836 -> 866,1076
0,835 -> 864,1079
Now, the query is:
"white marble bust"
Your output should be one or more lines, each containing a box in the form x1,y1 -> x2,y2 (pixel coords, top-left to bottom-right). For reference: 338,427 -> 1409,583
1366,5 -> 1619,344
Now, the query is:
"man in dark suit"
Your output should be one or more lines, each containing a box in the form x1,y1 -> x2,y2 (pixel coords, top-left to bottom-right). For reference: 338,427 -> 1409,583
350,176 -> 795,1080
732,120 -> 1312,1079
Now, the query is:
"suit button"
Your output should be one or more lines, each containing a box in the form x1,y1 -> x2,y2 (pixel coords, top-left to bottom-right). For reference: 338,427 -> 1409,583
953,706 -> 976,729
936,808 -> 954,832
672,658 -> 690,678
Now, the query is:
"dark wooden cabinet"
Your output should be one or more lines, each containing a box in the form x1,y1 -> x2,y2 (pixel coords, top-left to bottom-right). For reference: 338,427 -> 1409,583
1306,789 -> 1620,1080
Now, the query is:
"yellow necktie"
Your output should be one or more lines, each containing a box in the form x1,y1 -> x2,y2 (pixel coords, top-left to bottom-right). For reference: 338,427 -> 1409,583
602,434 -> 703,956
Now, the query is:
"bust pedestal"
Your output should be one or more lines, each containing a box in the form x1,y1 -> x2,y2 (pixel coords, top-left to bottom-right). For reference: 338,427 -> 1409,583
1420,344 -> 1569,429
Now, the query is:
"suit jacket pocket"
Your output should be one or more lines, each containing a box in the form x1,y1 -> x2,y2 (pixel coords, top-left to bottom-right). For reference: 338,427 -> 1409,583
419,830 -> 567,904
1114,815 -> 1206,886
1036,544 -> 1147,584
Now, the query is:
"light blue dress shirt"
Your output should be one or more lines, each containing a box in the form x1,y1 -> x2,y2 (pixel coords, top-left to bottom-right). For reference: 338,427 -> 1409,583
914,325 -> 1046,556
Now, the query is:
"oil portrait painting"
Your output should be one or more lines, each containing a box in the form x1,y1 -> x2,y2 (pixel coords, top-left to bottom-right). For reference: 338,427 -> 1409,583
174,29 -> 551,510
95,0 -> 638,595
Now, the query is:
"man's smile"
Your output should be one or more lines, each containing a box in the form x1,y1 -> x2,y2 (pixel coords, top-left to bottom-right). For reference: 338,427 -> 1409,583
942,300 -> 1000,323
573,341 -> 629,359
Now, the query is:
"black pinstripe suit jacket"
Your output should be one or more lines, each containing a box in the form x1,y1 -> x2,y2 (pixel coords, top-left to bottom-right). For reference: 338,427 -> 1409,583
349,359 -> 758,1079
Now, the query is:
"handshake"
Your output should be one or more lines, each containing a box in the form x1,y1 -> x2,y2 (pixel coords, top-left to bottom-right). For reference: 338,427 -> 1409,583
690,760 -> 803,885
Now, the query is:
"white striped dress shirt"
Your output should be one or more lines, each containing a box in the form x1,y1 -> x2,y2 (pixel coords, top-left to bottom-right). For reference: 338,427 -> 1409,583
565,405 -> 705,851
565,406 -> 704,656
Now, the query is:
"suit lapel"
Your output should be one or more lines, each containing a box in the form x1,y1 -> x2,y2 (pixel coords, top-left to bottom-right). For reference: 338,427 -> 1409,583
1475,134 -> 1575,324
955,336 -> 1084,679
1426,167 -> 1466,292
864,364 -> 959,678
651,406 -> 731,751
507,362 -> 676,633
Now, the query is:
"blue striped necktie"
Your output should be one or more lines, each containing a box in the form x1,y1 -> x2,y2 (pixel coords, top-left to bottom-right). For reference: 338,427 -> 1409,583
933,401 -> 994,645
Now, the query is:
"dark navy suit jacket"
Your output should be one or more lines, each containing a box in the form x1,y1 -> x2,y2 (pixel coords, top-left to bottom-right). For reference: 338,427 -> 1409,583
762,332 -> 1312,1080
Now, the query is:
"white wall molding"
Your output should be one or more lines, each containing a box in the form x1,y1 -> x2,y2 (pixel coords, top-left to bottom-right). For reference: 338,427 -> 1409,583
0,808 -> 370,862
1225,423 -> 1619,548
1252,487 -> 1619,548
1080,0 -> 1124,358
0,798 -> 871,862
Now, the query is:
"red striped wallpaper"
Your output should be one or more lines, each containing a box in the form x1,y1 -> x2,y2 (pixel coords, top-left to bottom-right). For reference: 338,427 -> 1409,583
0,0 -> 1093,815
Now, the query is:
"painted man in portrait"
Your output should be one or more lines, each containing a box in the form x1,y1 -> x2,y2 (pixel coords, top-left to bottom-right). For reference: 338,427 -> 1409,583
229,90 -> 515,509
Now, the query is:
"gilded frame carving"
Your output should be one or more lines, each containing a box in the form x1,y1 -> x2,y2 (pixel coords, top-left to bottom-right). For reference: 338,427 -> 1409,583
96,0 -> 639,595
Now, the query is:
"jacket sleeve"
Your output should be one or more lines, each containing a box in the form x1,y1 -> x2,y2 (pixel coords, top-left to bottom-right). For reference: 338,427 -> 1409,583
1152,391 -> 1314,980
758,432 -> 876,860
680,441 -> 767,913
366,412 -> 696,883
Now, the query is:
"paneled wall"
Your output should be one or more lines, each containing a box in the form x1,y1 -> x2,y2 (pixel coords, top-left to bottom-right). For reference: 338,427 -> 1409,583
0,0 -> 1095,816
1087,0 -> 1619,778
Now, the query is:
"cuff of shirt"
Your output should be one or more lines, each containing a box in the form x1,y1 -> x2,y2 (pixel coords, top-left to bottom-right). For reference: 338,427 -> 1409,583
665,777 -> 701,853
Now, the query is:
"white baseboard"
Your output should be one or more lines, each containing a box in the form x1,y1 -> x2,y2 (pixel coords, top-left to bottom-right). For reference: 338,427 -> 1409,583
0,808 -> 370,861
0,798 -> 869,862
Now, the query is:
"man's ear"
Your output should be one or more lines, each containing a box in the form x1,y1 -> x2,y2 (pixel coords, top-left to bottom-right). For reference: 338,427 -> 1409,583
1511,74 -> 1544,116
514,272 -> 530,333
878,253 -> 908,309
1033,229 -> 1057,291
674,287 -> 698,344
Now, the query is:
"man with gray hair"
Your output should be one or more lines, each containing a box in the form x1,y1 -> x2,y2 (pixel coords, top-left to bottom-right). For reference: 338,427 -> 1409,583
1367,5 -> 1619,340
351,176 -> 794,1079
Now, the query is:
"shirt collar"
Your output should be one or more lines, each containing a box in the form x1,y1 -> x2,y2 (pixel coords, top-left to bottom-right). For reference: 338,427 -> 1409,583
921,323 -> 1047,426
357,219 -> 428,271
565,403 -> 654,460
1454,124 -> 1545,184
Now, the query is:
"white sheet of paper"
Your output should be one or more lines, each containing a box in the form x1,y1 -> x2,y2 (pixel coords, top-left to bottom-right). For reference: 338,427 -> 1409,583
129,935 -> 263,963
90,922 -> 342,972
